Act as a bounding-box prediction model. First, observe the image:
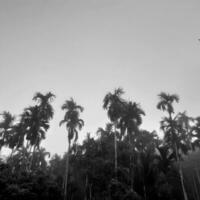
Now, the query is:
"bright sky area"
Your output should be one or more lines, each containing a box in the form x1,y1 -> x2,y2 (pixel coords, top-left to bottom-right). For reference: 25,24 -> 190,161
0,0 -> 200,156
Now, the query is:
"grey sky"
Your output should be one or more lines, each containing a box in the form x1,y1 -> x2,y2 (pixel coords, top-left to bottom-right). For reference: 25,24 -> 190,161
0,0 -> 200,155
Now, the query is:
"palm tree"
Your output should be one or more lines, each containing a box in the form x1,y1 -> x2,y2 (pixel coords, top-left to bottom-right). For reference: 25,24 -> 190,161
157,92 -> 188,200
23,106 -> 49,150
134,135 -> 158,200
33,92 -> 55,120
103,88 -> 125,178
22,105 -> 50,171
118,101 -> 145,189
22,92 -> 55,170
97,123 -> 113,139
0,111 -> 15,152
157,92 -> 179,118
60,98 -> 84,200
119,101 -> 145,137
96,123 -> 116,160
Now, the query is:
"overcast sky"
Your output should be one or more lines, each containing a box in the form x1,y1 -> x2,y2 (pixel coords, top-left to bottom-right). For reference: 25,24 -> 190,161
0,0 -> 200,155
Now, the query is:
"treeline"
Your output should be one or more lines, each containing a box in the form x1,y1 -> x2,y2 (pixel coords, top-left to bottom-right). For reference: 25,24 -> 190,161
0,88 -> 200,200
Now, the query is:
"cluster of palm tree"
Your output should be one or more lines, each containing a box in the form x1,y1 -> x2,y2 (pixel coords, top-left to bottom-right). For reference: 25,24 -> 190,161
0,92 -> 55,171
0,88 -> 200,200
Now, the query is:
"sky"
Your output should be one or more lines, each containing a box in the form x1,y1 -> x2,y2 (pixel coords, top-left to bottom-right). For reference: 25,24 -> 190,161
0,0 -> 200,156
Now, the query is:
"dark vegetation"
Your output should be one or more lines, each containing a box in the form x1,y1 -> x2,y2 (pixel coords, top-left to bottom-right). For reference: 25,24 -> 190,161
0,89 -> 200,200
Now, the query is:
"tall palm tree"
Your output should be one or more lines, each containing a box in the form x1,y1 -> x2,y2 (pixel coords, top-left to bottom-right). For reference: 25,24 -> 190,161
119,101 -> 145,137
96,123 -> 115,159
157,92 -> 179,118
60,98 -> 84,200
22,105 -> 50,171
24,92 -> 55,170
157,92 -> 188,200
33,92 -> 55,120
23,106 -> 49,150
118,101 -> 145,188
0,111 -> 15,152
103,88 -> 125,178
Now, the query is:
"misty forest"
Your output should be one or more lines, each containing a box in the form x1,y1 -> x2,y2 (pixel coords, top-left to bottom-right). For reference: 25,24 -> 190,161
0,89 -> 200,200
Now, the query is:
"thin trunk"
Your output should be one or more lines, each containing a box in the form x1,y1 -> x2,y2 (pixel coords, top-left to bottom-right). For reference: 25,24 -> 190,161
29,145 -> 36,171
9,148 -> 15,173
128,134 -> 133,189
64,140 -> 71,200
169,111 -> 188,200
85,175 -> 88,200
143,184 -> 147,200
175,143 -> 188,200
89,184 -> 92,200
114,124 -> 118,179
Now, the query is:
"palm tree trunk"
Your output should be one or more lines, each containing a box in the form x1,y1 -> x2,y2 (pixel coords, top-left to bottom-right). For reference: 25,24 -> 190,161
89,184 -> 92,200
175,144 -> 188,200
128,134 -> 133,189
85,175 -> 88,200
114,124 -> 118,179
64,140 -> 71,200
9,148 -> 15,173
143,184 -> 147,200
29,145 -> 36,171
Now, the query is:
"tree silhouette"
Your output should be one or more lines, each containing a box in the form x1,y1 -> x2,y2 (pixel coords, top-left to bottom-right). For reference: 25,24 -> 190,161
157,92 -> 188,200
33,92 -> 55,120
0,111 -> 15,152
103,88 -> 125,178
118,101 -> 145,189
60,98 -> 84,200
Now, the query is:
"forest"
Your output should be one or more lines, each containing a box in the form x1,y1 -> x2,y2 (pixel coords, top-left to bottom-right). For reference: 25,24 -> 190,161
0,88 -> 200,200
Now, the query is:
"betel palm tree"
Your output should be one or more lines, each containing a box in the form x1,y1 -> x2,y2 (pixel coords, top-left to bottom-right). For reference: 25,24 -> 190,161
33,92 -> 55,120
60,98 -> 84,200
103,88 -> 125,178
0,111 -> 15,152
25,92 -> 55,170
22,105 -> 50,171
119,101 -> 145,138
157,92 -> 188,200
23,106 -> 49,150
118,101 -> 145,188
97,123 -> 113,139
96,123 -> 116,160
157,92 -> 179,118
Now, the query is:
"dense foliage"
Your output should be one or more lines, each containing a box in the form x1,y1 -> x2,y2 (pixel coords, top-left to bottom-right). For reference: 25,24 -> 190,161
0,89 -> 200,200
